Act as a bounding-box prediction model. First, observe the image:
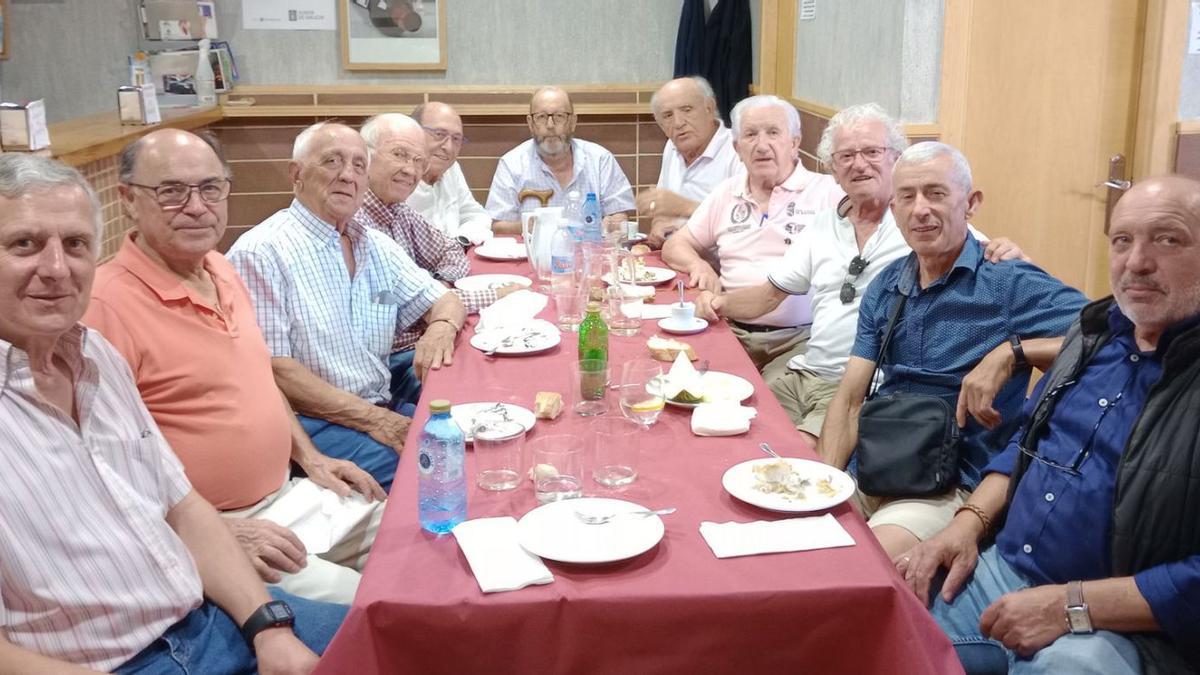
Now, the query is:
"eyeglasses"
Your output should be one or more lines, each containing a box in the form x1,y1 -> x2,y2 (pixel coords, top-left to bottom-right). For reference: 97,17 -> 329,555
839,255 -> 869,304
375,145 -> 427,169
127,179 -> 232,209
530,111 -> 572,126
1017,370 -> 1134,476
421,125 -> 468,146
831,146 -> 890,167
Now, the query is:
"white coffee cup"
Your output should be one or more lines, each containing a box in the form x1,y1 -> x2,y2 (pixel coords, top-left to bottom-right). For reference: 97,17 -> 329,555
671,301 -> 696,325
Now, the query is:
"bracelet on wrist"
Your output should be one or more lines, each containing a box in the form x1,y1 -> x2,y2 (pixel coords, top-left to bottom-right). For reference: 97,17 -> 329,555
427,317 -> 460,332
955,503 -> 992,533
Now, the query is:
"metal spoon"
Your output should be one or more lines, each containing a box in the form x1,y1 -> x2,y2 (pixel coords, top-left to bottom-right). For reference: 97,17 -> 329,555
676,280 -> 686,306
574,507 -> 677,525
759,442 -> 782,459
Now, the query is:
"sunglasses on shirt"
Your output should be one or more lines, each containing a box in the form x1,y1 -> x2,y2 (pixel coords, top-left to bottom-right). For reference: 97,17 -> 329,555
840,255 -> 869,304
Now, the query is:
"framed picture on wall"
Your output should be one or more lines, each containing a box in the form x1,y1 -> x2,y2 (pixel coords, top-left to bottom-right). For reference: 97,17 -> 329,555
1,0 -> 9,61
340,0 -> 446,71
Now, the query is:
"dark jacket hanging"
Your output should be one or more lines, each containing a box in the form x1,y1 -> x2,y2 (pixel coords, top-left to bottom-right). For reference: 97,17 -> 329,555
672,0 -> 752,125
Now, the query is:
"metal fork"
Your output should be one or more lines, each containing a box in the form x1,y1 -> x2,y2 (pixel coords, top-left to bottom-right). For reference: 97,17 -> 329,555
574,507 -> 677,525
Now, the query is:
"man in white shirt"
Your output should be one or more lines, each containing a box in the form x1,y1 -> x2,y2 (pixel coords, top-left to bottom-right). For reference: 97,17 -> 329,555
636,76 -> 741,248
486,87 -> 635,235
407,101 -> 493,246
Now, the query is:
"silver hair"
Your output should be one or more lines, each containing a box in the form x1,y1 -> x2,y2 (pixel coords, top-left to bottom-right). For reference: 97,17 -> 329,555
0,153 -> 104,251
729,95 -> 801,138
650,76 -> 720,122
894,141 -> 973,192
816,103 -> 909,168
361,113 -> 422,153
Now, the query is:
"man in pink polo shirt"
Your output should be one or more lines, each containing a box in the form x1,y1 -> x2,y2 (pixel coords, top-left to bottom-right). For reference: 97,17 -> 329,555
85,129 -> 386,604
662,95 -> 844,378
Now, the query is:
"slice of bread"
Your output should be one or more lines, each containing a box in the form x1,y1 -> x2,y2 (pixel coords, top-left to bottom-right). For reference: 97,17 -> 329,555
647,335 -> 698,362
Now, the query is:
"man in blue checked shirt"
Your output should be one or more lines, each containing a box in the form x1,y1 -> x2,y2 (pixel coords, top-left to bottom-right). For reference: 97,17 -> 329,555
898,175 -> 1200,674
228,122 -> 466,492
819,142 -> 1088,559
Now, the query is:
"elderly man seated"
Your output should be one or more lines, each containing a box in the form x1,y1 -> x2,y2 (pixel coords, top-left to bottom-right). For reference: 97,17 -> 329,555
486,86 -> 635,235
0,152 -> 344,673
85,129 -> 386,605
819,142 -> 1087,559
228,122 -> 466,491
705,104 -> 1025,446
636,76 -> 741,248
663,94 -> 844,376
407,101 -> 493,245
899,175 -> 1200,674
357,113 -> 519,409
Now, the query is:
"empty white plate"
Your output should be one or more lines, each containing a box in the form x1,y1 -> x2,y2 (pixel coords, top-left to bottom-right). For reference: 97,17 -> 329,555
517,497 -> 666,564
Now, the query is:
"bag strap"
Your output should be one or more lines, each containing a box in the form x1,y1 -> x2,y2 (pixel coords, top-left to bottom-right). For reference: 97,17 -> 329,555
866,290 -> 908,400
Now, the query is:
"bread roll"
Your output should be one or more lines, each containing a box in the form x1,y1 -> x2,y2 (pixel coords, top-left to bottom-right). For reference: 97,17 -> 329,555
647,335 -> 698,361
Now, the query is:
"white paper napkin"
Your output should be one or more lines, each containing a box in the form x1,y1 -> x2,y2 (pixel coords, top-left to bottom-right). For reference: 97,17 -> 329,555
453,517 -> 555,593
615,283 -> 657,300
637,304 -> 674,320
479,238 -> 525,255
698,514 -> 856,559
691,402 -> 757,436
477,289 -> 548,331
258,480 -> 377,556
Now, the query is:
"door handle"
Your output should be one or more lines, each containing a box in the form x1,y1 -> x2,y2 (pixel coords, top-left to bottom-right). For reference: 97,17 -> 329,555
1099,154 -> 1129,234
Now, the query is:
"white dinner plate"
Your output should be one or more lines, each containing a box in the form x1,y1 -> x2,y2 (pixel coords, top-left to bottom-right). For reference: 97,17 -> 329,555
517,497 -> 666,564
647,370 -> 755,409
658,316 -> 708,335
474,241 -> 527,261
450,402 -> 537,443
469,319 -> 562,355
604,266 -> 677,286
722,457 -> 856,513
454,274 -> 533,292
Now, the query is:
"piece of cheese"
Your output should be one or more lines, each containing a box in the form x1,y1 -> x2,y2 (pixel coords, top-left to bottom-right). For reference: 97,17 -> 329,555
533,391 -> 563,420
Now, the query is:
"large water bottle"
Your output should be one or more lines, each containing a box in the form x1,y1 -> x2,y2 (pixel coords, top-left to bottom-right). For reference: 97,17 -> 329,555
549,218 -> 577,276
562,190 -> 584,242
417,399 -> 466,534
581,192 -> 603,243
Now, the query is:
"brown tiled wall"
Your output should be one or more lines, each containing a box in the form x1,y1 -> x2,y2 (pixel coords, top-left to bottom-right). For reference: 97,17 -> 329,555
1175,132 -> 1200,180
79,155 -> 127,262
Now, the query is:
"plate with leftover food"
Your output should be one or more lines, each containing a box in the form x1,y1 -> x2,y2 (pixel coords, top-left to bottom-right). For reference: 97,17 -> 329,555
722,457 -> 856,513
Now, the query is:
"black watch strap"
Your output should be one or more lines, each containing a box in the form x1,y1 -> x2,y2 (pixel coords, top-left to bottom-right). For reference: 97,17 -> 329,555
240,600 -> 295,647
1009,335 -> 1029,369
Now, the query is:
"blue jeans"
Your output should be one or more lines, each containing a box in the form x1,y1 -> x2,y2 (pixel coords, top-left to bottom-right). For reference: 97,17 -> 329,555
388,349 -> 422,414
115,588 -> 346,674
931,546 -> 1141,675
298,415 -> 398,492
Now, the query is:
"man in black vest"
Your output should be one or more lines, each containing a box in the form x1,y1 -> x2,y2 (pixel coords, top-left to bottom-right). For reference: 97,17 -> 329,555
899,175 -> 1200,674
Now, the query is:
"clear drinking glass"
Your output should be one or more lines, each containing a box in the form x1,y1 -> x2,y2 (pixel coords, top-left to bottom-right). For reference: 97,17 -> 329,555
551,275 -> 587,331
605,285 -> 642,337
618,359 -> 664,428
529,435 -> 584,503
571,358 -> 609,416
589,416 -> 640,487
473,420 -> 525,491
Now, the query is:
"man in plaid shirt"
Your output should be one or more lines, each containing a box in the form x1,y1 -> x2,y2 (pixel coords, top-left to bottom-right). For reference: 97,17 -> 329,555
357,113 -> 521,407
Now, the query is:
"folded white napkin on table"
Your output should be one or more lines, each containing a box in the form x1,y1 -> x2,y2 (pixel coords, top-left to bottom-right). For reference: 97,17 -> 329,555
691,402 -> 757,436
477,289 -> 547,331
453,517 -> 555,593
636,304 -> 674,320
479,238 -> 525,254
698,514 -> 856,559
615,283 -> 657,300
258,480 -> 377,556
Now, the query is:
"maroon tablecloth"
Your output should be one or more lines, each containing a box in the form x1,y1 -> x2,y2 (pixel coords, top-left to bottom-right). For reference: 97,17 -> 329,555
315,243 -> 962,675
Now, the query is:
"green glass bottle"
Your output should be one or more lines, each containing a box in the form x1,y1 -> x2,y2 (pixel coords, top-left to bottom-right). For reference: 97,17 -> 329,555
578,301 -> 609,362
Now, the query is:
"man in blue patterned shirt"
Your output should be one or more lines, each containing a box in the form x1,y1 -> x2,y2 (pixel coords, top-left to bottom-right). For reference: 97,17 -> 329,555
228,122 -> 466,492
819,142 -> 1087,559
899,175 -> 1200,674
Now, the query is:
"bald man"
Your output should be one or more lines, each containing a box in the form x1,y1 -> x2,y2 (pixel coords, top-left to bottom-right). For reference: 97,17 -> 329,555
486,86 -> 634,235
407,101 -> 492,245
901,176 -> 1200,673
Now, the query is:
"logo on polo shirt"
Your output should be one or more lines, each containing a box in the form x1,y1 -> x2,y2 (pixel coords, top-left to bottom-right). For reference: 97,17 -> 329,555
786,202 -> 795,216
783,222 -> 805,234
730,202 -> 751,224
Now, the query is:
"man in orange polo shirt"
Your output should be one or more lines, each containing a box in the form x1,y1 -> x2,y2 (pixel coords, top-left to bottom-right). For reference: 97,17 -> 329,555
84,128 -> 386,604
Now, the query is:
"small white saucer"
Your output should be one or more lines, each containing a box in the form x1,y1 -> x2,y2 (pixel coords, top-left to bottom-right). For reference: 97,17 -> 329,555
658,316 -> 708,335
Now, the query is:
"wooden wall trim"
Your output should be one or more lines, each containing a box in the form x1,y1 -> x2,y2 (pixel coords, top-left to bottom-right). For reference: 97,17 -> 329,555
1178,120 -> 1200,134
48,107 -> 223,167
789,96 -> 940,138
1133,0 -> 1187,178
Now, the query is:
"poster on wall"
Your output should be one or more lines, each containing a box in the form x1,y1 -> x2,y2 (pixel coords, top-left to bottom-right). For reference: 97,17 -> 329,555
0,0 -> 9,61
340,0 -> 446,71
243,0 -> 336,31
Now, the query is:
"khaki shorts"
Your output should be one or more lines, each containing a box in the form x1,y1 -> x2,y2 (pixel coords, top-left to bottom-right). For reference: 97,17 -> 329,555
729,323 -> 810,377
768,368 -> 839,437
851,487 -> 970,542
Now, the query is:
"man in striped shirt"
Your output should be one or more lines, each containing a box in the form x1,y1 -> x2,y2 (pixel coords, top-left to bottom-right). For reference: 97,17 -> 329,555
0,153 -> 344,673
228,122 -> 466,491
357,113 -> 521,408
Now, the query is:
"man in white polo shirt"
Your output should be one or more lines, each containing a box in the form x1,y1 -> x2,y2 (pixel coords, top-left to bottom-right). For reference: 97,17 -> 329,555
663,94 -> 843,375
636,76 -> 741,248
407,101 -> 493,246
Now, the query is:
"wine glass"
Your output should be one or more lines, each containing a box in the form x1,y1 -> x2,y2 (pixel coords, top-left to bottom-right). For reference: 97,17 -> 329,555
618,359 -> 665,428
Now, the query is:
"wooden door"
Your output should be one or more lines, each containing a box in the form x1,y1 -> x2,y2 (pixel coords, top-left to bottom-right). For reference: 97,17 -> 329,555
939,0 -> 1144,298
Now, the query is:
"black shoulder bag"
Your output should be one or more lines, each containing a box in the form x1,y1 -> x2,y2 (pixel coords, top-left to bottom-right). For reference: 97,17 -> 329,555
854,292 -> 961,498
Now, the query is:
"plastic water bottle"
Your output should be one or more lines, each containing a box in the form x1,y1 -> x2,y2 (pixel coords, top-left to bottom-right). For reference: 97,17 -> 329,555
195,39 -> 217,106
562,190 -> 584,242
549,218 -> 577,276
581,192 -> 603,243
417,399 -> 466,534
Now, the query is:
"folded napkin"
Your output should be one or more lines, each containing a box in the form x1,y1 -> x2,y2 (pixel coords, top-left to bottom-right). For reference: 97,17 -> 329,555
479,238 -> 525,255
698,514 -> 856,559
258,480 -> 377,556
637,304 -> 674,320
453,517 -> 555,593
477,289 -> 547,331
615,283 -> 657,300
691,402 -> 757,436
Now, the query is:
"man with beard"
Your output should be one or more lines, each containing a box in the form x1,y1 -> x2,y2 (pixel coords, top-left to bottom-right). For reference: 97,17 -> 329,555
486,87 -> 635,235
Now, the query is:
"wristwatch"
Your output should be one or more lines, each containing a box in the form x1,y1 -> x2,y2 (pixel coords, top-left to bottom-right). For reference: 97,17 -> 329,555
1009,335 -> 1030,370
455,235 -> 471,249
1065,580 -> 1094,634
240,600 -> 296,647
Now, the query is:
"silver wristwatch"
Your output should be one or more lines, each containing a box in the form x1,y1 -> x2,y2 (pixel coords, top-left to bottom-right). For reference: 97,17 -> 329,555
1065,580 -> 1094,634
